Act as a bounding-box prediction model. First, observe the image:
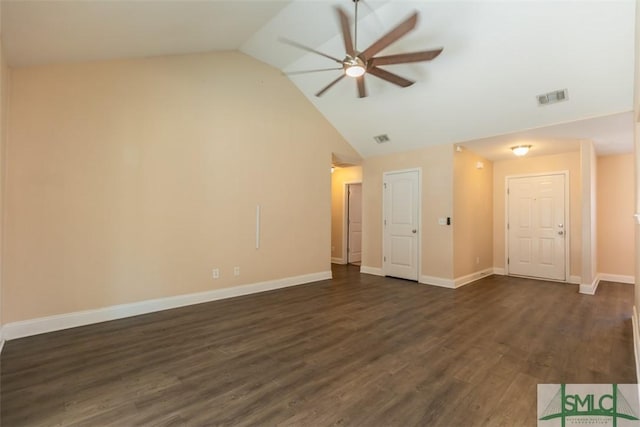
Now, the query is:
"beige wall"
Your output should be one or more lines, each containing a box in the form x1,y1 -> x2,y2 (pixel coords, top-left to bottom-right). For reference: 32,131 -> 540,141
0,34 -> 6,333
362,144 -> 454,279
453,149 -> 493,277
597,154 -> 635,277
635,0 -> 640,319
4,51 -> 359,323
493,151 -> 582,278
330,166 -> 362,262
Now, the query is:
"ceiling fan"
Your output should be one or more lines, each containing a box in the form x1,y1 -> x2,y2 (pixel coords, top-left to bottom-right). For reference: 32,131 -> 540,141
281,0 -> 443,98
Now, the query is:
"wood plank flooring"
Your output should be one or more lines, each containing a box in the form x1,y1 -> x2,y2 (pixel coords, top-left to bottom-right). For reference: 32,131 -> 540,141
1,265 -> 636,426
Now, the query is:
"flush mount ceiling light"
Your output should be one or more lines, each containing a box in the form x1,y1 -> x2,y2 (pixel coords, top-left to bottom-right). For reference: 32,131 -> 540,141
345,58 -> 366,77
511,145 -> 532,156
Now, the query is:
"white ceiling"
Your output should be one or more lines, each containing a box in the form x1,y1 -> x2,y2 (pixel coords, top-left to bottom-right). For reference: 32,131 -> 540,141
2,0 -> 636,159
2,0 -> 291,66
460,111 -> 634,161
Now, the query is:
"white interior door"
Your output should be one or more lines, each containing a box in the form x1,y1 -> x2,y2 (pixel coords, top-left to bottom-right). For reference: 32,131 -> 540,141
347,184 -> 362,263
507,174 -> 567,281
383,170 -> 419,281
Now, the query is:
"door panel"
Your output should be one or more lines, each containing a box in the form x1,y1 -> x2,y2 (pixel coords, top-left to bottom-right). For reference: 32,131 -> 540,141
347,184 -> 362,263
384,170 -> 419,280
508,174 -> 566,281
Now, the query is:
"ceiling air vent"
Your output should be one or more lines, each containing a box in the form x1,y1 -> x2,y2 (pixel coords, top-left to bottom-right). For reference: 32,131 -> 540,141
374,134 -> 390,144
537,89 -> 568,106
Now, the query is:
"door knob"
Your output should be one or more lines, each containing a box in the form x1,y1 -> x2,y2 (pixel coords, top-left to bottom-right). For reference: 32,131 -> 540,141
558,230 -> 564,236
412,229 -> 417,234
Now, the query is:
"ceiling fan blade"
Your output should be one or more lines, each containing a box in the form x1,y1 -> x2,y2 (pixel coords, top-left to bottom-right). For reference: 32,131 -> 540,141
316,74 -> 346,97
279,38 -> 343,64
285,67 -> 344,75
360,12 -> 418,60
336,7 -> 356,57
357,76 -> 367,98
370,48 -> 443,67
367,67 -> 414,87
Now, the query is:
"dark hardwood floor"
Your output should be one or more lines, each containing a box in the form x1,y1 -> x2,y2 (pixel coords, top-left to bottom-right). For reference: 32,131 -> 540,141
1,265 -> 636,426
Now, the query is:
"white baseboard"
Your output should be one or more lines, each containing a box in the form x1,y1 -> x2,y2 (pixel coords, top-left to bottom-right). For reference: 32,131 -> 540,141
331,257 -> 346,265
0,326 -> 4,354
454,268 -> 494,288
578,273 -> 632,295
420,268 -> 493,290
633,306 -> 640,386
579,275 -> 600,295
360,266 -> 384,276
597,273 -> 635,284
420,275 -> 455,288
3,270 -> 332,340
493,270 -> 581,285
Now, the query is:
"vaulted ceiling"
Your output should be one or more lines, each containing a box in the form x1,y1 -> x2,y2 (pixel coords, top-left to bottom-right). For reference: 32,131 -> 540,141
3,0 -> 635,160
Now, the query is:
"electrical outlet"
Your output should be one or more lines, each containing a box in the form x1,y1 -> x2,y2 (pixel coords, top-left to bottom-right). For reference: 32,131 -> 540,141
212,268 -> 219,279
234,266 -> 240,277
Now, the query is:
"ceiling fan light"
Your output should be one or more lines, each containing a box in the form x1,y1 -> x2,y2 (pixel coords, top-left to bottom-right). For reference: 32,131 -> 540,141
345,64 -> 365,77
511,145 -> 532,156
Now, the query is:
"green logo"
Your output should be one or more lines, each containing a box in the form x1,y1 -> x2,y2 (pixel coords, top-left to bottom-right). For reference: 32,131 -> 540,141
538,384 -> 639,427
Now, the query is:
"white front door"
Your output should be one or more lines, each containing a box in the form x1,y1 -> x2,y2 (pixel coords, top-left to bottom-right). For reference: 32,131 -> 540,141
347,183 -> 362,263
507,174 -> 567,281
383,170 -> 419,281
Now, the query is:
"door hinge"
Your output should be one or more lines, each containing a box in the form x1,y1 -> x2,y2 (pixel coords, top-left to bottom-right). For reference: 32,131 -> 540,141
507,257 -> 510,265
384,182 -> 387,189
384,256 -> 386,262
384,219 -> 387,226
507,223 -> 510,230
507,188 -> 510,195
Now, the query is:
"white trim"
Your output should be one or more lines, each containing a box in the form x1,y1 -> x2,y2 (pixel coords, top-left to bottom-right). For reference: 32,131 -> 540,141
420,268 -> 493,289
3,271 -> 332,340
505,171 -> 570,282
569,275 -> 581,284
579,275 -> 600,295
419,275 -> 455,289
493,267 -> 505,275
331,257 -> 347,265
597,273 -> 635,284
0,327 -> 4,354
360,266 -> 384,276
633,306 -> 640,386
454,268 -> 494,288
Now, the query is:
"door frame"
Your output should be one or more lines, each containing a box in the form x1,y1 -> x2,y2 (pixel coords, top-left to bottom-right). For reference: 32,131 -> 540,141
382,168 -> 422,280
344,182 -> 362,264
505,171 -> 570,281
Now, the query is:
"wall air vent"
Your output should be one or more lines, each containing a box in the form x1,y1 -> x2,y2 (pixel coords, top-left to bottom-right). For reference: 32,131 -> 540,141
374,134 -> 390,144
537,89 -> 568,106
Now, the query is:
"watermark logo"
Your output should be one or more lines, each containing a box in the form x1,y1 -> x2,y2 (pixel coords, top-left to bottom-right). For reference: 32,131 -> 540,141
538,384 -> 640,427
